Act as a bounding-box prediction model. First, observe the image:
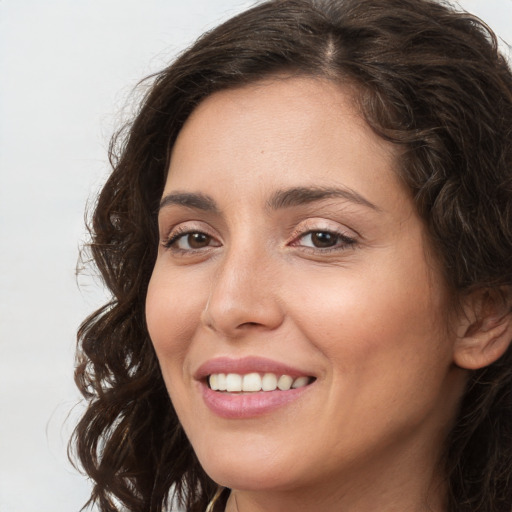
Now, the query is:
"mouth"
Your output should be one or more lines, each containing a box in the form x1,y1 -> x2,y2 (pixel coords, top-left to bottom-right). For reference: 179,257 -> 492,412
195,357 -> 317,418
208,372 -> 315,393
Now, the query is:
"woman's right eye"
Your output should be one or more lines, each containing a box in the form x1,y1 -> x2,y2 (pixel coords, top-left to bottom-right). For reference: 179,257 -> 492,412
163,230 -> 221,252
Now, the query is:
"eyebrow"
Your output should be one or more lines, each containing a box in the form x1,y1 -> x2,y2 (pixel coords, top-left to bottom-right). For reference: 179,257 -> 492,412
267,186 -> 380,211
159,192 -> 219,212
158,186 -> 379,214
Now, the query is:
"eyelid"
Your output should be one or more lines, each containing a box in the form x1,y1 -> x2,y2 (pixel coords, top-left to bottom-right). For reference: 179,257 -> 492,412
287,219 -> 358,250
161,221 -> 221,250
289,218 -> 358,240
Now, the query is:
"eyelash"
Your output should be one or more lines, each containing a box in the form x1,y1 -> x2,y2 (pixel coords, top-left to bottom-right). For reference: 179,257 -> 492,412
161,226 -> 357,254
291,229 -> 357,252
162,226 -> 218,252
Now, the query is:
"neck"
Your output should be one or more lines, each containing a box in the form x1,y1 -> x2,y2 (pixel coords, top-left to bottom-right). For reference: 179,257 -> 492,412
225,479 -> 447,512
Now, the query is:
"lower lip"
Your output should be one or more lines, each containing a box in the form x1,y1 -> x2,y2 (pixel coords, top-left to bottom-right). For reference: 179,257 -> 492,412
200,382 -> 312,419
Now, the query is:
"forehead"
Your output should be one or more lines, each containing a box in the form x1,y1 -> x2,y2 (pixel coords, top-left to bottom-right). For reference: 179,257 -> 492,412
167,76 -> 400,200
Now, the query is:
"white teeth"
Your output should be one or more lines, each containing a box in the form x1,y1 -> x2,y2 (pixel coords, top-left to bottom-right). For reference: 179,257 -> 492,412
208,372 -> 311,392
277,375 -> 293,391
261,373 -> 277,391
217,373 -> 227,391
209,373 -> 227,391
242,373 -> 262,392
292,376 -> 309,389
226,373 -> 242,392
209,374 -> 219,390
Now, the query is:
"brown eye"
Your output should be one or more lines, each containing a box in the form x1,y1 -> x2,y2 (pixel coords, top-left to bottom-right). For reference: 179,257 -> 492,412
309,231 -> 337,248
186,232 -> 212,249
301,231 -> 339,248
296,230 -> 356,250
165,230 -> 219,251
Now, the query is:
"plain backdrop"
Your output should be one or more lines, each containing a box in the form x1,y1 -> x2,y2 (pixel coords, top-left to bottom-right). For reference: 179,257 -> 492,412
1,1 -> 511,511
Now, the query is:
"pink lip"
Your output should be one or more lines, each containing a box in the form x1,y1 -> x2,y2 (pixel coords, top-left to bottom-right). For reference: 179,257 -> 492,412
195,357 -> 315,419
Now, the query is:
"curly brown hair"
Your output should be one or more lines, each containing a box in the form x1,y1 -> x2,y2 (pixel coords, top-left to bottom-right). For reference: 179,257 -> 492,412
72,0 -> 512,511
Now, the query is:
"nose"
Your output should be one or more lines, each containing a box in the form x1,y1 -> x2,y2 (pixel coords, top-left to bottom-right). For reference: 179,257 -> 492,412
201,245 -> 285,338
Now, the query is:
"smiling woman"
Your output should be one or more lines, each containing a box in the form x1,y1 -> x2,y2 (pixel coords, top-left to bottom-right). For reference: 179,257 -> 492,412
72,1 -> 512,512
147,77 -> 463,509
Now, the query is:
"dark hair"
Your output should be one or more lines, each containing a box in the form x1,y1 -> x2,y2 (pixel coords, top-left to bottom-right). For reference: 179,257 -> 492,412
72,0 -> 512,511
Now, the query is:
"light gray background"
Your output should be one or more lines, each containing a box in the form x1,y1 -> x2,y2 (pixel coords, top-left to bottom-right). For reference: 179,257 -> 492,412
1,1 -> 511,511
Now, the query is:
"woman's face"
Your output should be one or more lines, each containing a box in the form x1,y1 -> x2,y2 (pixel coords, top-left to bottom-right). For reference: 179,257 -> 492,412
146,77 -> 465,499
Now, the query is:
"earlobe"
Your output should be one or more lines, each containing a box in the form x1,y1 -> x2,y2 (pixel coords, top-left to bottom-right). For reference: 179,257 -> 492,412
454,289 -> 512,370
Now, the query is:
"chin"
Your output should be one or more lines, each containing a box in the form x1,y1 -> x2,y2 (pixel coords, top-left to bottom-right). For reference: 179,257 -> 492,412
193,434 -> 305,492
204,462 -> 295,492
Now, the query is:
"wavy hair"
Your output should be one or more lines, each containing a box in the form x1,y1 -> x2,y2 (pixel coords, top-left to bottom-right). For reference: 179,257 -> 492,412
72,1 -> 512,511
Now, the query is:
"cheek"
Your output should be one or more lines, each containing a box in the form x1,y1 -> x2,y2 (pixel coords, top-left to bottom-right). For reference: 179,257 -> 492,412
145,267 -> 205,368
287,258 -> 452,381
145,269 -> 206,427
289,272 -> 457,448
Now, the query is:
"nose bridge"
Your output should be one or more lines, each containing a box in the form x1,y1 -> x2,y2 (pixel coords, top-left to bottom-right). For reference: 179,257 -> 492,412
202,238 -> 284,336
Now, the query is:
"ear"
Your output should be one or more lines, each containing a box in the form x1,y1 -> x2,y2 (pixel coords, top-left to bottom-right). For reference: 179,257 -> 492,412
454,288 -> 512,370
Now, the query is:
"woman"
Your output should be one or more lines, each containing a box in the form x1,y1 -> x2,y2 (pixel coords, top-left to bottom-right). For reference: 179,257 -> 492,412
72,0 -> 512,511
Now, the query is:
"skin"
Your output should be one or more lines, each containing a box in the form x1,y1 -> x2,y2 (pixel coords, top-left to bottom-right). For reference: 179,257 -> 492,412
146,77 -> 469,511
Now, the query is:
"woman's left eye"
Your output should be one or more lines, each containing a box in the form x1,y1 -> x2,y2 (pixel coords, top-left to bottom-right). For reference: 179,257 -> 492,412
294,230 -> 356,250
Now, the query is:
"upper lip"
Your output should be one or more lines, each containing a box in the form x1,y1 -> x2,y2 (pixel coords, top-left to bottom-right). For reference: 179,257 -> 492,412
194,356 -> 314,381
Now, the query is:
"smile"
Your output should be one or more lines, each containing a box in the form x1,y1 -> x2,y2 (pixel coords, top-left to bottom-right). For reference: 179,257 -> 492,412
196,357 -> 316,418
208,372 -> 313,392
